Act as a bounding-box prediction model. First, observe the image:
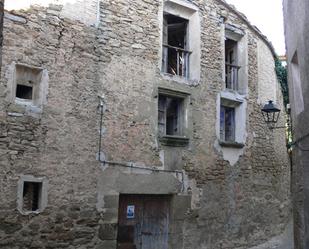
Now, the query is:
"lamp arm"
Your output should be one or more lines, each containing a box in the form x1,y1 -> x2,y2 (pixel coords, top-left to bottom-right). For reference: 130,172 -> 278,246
269,126 -> 287,130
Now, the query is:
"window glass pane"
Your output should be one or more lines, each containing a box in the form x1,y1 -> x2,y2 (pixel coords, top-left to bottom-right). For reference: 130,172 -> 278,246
220,105 -> 235,142
224,107 -> 235,141
158,96 -> 166,135
220,106 -> 225,140
166,97 -> 180,135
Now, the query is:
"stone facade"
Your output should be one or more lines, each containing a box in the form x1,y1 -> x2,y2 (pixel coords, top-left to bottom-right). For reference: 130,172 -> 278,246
5,0 -> 99,26
0,0 -> 290,248
0,0 -> 4,75
283,1 -> 309,248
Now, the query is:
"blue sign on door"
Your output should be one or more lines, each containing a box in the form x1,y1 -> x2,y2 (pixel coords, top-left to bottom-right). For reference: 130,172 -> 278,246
127,205 -> 135,219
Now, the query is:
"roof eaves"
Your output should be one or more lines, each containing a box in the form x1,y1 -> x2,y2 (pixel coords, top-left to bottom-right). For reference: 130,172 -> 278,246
215,0 -> 277,58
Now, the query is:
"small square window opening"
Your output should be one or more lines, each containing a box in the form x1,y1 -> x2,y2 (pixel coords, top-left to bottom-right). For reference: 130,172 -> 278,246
22,181 -> 42,212
16,83 -> 33,100
13,64 -> 44,106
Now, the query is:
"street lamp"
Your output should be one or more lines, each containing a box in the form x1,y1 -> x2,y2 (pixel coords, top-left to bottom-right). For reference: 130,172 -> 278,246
261,100 -> 281,129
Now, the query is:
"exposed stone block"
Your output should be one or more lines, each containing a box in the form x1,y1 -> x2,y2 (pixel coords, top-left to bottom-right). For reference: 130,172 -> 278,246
94,240 -> 117,249
171,195 -> 191,220
103,208 -> 118,224
98,223 -> 118,240
104,195 -> 119,209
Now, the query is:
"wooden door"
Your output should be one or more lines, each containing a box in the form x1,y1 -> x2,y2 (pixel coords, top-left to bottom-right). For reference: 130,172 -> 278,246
140,196 -> 169,249
117,195 -> 170,249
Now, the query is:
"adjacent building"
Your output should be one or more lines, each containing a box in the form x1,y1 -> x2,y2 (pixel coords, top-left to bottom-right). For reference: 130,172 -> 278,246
283,1 -> 309,248
0,0 -> 290,248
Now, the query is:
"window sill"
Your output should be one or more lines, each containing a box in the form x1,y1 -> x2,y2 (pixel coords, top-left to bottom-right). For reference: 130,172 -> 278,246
221,90 -> 246,101
219,140 -> 244,148
21,210 -> 41,216
159,135 -> 189,147
10,99 -> 43,116
160,73 -> 199,86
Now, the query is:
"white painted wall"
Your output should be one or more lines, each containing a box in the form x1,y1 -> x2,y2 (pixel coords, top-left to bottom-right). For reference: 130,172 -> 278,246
257,39 -> 278,105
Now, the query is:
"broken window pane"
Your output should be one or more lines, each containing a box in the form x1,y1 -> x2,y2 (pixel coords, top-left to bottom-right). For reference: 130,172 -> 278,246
166,98 -> 180,135
162,14 -> 190,78
158,95 -> 184,136
225,38 -> 240,90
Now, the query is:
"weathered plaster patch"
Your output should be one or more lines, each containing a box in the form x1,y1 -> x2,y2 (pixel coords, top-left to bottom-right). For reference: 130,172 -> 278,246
215,92 -> 247,166
96,192 -> 105,212
214,140 -> 244,166
186,178 -> 201,209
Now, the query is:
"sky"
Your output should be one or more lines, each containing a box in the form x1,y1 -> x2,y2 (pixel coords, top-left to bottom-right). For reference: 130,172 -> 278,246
5,0 -> 76,10
225,0 -> 285,55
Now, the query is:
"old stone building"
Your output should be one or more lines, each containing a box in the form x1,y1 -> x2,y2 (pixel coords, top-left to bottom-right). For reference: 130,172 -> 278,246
283,1 -> 309,248
0,0 -> 290,248
0,0 -> 4,74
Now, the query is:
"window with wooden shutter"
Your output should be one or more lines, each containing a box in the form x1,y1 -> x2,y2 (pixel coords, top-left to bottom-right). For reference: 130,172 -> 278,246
162,17 -> 168,73
158,95 -> 184,137
158,96 -> 166,136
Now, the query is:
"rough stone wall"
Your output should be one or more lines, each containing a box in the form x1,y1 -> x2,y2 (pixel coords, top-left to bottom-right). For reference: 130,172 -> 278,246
0,5 -> 103,248
0,0 -> 290,248
0,0 -> 3,75
5,0 -> 99,26
257,39 -> 278,104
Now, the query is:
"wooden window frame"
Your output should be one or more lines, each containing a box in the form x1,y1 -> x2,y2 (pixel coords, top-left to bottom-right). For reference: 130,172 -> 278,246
225,38 -> 241,91
158,88 -> 190,147
162,13 -> 191,79
219,97 -> 245,148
